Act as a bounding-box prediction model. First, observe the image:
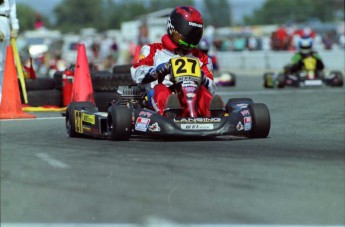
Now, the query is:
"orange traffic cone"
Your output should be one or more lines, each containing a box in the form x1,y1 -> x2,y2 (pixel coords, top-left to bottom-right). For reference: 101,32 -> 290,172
0,46 -> 36,119
70,43 -> 95,104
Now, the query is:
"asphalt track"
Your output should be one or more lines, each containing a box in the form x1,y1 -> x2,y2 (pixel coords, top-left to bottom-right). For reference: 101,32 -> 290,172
1,74 -> 344,226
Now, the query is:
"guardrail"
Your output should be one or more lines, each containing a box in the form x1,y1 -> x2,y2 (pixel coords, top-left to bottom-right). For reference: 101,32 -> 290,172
217,49 -> 345,73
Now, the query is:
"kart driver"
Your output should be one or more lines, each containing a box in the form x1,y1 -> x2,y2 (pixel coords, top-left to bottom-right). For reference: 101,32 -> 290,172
130,5 -> 221,117
284,35 -> 324,76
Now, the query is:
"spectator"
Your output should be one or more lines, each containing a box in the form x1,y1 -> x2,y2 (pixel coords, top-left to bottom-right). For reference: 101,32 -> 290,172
0,0 -> 19,103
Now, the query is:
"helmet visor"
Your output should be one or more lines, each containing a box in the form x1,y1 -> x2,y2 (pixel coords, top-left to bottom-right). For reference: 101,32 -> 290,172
171,31 -> 197,50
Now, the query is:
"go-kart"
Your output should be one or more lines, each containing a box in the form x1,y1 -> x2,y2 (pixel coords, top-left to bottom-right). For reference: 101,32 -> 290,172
214,71 -> 236,86
263,70 -> 344,88
263,57 -> 344,88
66,57 -> 270,140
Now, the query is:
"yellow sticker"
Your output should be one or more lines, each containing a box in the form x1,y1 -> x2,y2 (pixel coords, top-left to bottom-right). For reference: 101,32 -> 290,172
82,113 -> 95,124
171,57 -> 201,78
303,57 -> 317,71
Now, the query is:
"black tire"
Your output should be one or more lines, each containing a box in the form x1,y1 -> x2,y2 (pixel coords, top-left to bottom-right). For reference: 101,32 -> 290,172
226,98 -> 254,113
263,72 -> 274,88
112,64 -> 132,74
107,104 -> 132,141
21,90 -> 62,107
94,92 -> 117,112
91,71 -> 135,91
23,78 -> 55,91
230,72 -> 236,86
65,102 -> 97,137
53,71 -> 64,90
247,103 -> 270,138
329,71 -> 344,87
276,73 -> 286,88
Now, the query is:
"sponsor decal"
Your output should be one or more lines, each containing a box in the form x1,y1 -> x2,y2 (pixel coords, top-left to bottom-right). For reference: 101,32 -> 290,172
149,122 -> 161,132
174,118 -> 221,123
241,110 -> 250,116
304,80 -> 322,86
186,93 -> 196,98
139,111 -> 153,118
135,117 -> 150,132
181,124 -> 214,130
244,117 -> 252,131
82,113 -> 95,124
236,121 -> 244,131
236,104 -> 248,108
189,22 -> 203,28
139,54 -> 145,60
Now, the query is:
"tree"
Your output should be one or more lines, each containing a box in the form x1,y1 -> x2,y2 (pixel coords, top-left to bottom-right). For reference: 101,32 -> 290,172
243,0 -> 341,25
203,0 -> 232,27
54,0 -> 106,33
17,3 -> 47,31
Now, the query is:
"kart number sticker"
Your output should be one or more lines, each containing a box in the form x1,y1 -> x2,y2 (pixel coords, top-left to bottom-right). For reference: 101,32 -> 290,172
181,124 -> 214,130
135,117 -> 150,132
74,111 -> 96,133
74,110 -> 83,133
171,57 -> 201,79
303,57 -> 317,71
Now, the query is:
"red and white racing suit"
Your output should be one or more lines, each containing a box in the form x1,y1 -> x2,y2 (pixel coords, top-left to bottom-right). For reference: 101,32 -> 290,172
131,34 -> 216,116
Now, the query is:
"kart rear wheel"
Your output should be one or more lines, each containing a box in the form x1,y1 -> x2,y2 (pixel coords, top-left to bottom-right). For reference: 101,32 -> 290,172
247,103 -> 270,138
276,73 -> 286,88
107,105 -> 132,141
328,71 -> 344,87
66,101 -> 97,137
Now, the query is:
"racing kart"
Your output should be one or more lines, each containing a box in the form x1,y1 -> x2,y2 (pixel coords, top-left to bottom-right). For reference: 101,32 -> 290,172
214,71 -> 236,87
263,70 -> 344,88
66,57 -> 270,140
263,58 -> 344,88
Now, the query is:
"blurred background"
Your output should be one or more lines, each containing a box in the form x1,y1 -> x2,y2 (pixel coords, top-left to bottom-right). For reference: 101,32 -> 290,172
15,0 -> 345,78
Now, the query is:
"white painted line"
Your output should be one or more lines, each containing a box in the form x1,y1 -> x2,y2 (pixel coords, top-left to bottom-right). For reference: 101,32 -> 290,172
36,153 -> 70,169
0,117 -> 64,122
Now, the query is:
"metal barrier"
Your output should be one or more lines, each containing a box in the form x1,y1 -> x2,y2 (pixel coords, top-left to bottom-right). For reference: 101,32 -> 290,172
217,49 -> 345,73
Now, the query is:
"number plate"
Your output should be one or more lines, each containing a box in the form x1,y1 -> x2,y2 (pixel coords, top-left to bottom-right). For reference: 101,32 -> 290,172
170,57 -> 201,80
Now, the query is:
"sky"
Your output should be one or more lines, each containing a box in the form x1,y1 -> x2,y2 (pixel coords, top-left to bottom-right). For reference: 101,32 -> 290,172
16,0 -> 265,24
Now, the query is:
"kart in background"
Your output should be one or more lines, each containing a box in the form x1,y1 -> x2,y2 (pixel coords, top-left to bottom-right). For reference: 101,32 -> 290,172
214,71 -> 236,87
66,57 -> 270,141
263,70 -> 343,88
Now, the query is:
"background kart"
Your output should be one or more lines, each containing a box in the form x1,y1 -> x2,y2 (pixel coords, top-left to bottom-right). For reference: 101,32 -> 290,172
263,70 -> 344,88
214,71 -> 236,86
66,57 -> 270,141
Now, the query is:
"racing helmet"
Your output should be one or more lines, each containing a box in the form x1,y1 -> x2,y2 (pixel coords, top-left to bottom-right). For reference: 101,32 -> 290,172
298,35 -> 313,54
197,38 -> 209,54
167,6 -> 204,51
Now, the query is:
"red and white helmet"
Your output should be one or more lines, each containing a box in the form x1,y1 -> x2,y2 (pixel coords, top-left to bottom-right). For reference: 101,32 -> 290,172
167,6 -> 204,51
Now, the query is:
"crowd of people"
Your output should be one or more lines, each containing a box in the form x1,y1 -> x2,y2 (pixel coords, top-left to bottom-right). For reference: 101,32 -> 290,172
212,24 -> 345,52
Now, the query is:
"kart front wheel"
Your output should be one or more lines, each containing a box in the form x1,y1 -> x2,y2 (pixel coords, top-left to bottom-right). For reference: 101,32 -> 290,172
107,105 -> 133,141
247,103 -> 270,138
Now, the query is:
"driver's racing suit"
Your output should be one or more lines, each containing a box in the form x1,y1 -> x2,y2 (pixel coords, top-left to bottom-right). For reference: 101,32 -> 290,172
130,34 -> 216,116
286,51 -> 324,76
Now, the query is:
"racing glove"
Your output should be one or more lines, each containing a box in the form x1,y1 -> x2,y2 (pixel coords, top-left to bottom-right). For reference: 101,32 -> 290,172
201,73 -> 217,95
10,29 -> 18,39
0,31 -> 4,42
142,62 -> 171,84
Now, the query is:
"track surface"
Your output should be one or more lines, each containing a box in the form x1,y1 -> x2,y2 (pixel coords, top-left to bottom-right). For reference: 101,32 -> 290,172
1,75 -> 344,226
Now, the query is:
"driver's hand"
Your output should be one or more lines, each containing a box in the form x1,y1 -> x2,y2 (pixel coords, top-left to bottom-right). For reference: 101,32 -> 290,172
0,31 -> 4,42
201,73 -> 217,95
142,62 -> 171,84
155,62 -> 171,79
10,29 -> 18,39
